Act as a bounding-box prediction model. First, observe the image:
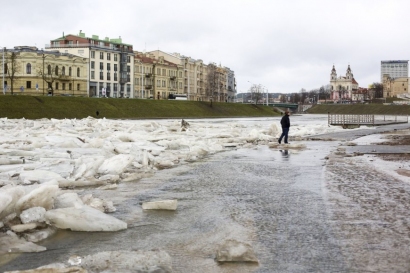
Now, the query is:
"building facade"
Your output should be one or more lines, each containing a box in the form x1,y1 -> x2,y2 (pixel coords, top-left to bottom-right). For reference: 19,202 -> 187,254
382,75 -> 409,98
46,31 -> 134,98
134,52 -> 183,99
148,50 -> 236,102
1,46 -> 87,96
330,65 -> 358,101
380,60 -> 408,82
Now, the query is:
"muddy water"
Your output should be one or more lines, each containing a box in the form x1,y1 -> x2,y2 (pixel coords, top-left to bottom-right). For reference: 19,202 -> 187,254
1,141 -> 349,273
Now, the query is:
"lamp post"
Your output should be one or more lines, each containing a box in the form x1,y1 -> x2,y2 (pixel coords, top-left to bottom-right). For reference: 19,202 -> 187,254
2,47 -> 6,95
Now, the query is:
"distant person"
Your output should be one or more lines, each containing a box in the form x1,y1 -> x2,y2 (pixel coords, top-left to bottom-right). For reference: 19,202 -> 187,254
278,110 -> 290,144
96,110 -> 99,117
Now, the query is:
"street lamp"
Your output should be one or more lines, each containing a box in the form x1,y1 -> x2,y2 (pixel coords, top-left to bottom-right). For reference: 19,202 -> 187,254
2,47 -> 5,95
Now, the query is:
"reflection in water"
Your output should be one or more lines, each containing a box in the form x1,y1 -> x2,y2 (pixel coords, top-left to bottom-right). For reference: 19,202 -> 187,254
280,149 -> 289,160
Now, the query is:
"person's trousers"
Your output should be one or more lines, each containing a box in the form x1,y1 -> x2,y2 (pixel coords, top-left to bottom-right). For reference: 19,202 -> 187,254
279,127 -> 289,143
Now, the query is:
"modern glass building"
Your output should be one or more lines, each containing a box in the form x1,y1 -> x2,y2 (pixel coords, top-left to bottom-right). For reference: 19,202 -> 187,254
380,60 -> 408,81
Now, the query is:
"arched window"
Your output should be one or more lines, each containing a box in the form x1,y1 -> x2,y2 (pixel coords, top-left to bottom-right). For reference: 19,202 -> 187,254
47,65 -> 51,75
26,63 -> 32,74
69,67 -> 72,76
55,66 -> 59,75
77,67 -> 80,77
62,66 -> 65,75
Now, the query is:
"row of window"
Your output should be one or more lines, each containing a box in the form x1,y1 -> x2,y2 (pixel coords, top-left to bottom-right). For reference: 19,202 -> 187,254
134,78 -> 182,89
90,51 -> 131,63
91,71 -> 131,82
135,66 -> 183,77
90,61 -> 131,72
23,81 -> 81,91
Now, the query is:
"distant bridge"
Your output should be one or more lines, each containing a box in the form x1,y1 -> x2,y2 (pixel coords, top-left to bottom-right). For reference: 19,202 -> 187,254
268,103 -> 299,109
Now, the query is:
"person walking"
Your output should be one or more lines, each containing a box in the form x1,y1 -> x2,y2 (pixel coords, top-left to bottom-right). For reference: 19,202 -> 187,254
278,110 -> 290,144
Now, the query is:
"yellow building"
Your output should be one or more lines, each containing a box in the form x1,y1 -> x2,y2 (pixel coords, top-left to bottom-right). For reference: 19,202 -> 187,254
1,46 -> 88,96
134,52 -> 183,99
383,75 -> 409,98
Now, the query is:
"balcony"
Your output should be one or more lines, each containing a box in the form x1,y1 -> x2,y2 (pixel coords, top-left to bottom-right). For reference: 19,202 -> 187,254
58,75 -> 71,81
145,85 -> 153,89
145,73 -> 152,78
170,76 -> 176,80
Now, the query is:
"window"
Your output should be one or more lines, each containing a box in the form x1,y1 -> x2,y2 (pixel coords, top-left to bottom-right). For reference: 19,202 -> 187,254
162,80 -> 166,87
100,52 -> 104,59
100,72 -> 104,80
69,67 -> 72,76
56,82 -> 59,90
162,69 -> 166,75
62,83 -> 66,90
91,71 -> 95,79
55,66 -> 59,75
107,63 -> 111,71
100,62 -> 103,70
114,54 -> 118,61
127,65 -> 130,73
107,83 -> 111,92
114,83 -> 118,92
114,64 -> 117,71
26,81 -> 31,88
127,74 -> 130,82
114,72 -> 117,81
127,56 -> 130,63
91,61 -> 95,69
91,51 -> 95,58
47,65 -> 51,75
136,78 -> 139,85
179,71 -> 182,77
157,80 -> 161,87
69,83 -> 72,90
157,68 -> 161,75
107,53 -> 111,61
179,82 -> 182,89
26,63 -> 31,74
107,72 -> 111,81
77,83 -> 80,91
62,66 -> 65,75
77,68 -> 80,77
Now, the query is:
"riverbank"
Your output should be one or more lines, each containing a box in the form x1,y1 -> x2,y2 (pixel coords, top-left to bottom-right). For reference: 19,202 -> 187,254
0,96 -> 278,119
307,104 -> 410,115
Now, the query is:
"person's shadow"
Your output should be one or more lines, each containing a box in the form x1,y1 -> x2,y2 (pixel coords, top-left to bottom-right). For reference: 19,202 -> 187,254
279,149 -> 289,160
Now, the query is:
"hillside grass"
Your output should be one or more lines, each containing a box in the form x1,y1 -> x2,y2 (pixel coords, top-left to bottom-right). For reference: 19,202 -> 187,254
307,104 -> 410,115
0,96 -> 279,119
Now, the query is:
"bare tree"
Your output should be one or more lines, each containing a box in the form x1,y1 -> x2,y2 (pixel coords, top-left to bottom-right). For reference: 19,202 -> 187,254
5,50 -> 20,95
206,63 -> 218,104
249,84 -> 264,105
37,63 -> 59,96
371,82 -> 383,98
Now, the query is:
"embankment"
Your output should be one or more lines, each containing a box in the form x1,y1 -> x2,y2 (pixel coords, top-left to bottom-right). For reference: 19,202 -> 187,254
0,96 -> 278,119
307,104 -> 410,115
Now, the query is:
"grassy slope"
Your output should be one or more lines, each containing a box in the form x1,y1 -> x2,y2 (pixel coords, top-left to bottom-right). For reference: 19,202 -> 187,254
0,96 -> 278,119
307,104 -> 410,115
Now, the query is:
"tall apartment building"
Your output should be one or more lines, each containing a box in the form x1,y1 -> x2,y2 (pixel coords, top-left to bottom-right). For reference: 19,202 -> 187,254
46,31 -> 134,98
380,60 -> 408,82
225,67 -> 237,102
134,52 -> 183,99
149,50 -> 236,102
0,46 -> 87,96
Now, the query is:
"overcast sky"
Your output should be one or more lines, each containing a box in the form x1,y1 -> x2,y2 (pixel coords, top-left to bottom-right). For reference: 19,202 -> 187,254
2,0 -> 409,93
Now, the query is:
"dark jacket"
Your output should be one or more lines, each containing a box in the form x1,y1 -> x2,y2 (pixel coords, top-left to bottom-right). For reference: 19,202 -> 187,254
280,114 -> 290,128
